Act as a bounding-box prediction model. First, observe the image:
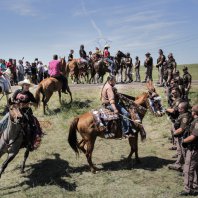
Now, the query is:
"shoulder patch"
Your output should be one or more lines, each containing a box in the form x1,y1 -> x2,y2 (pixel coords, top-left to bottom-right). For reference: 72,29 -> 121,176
182,118 -> 187,123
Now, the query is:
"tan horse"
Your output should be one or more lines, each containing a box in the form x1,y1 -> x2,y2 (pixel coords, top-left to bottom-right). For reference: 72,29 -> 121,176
35,58 -> 72,114
68,81 -> 165,173
66,59 -> 79,83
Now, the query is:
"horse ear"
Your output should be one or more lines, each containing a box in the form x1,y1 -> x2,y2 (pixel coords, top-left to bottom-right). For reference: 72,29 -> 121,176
8,98 -> 13,105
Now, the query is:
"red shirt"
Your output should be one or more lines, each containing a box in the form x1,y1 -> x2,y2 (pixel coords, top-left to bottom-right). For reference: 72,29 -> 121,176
103,49 -> 110,58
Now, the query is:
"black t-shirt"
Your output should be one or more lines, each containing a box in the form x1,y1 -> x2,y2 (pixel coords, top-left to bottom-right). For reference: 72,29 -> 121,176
12,89 -> 37,104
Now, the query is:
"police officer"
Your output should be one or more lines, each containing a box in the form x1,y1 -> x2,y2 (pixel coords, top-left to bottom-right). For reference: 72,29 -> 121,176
156,49 -> 166,86
166,53 -> 177,85
168,102 -> 191,171
183,66 -> 192,101
124,53 -> 133,83
174,70 -> 184,96
134,56 -> 141,82
180,104 -> 198,196
166,87 -> 184,150
142,52 -> 153,83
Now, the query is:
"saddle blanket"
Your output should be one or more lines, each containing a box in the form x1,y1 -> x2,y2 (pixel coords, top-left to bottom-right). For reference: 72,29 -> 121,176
92,108 -> 119,126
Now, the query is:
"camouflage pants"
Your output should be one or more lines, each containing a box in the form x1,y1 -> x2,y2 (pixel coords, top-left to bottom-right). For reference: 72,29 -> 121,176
175,137 -> 186,168
135,68 -> 140,82
158,66 -> 164,85
145,67 -> 153,81
184,149 -> 198,193
124,67 -> 132,82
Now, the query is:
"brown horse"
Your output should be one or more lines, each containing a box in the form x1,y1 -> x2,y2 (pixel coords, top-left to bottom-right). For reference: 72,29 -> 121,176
35,58 -> 72,114
68,81 -> 165,173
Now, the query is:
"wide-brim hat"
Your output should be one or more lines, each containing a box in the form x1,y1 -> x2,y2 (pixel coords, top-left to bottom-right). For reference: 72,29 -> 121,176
18,79 -> 34,87
145,52 -> 150,56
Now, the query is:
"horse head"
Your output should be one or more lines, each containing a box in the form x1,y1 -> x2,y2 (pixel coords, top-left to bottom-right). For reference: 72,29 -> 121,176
9,102 -> 23,124
115,50 -> 127,59
145,81 -> 165,117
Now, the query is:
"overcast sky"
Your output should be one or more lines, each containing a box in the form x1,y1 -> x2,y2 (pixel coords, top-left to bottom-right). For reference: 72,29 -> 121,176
0,0 -> 198,64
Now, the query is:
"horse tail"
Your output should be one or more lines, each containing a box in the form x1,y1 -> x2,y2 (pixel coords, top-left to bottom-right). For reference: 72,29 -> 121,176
68,117 -> 79,155
35,83 -> 43,107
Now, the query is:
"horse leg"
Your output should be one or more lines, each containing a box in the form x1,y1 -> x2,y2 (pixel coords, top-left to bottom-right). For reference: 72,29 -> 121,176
58,90 -> 61,105
134,134 -> 140,164
65,84 -> 73,103
85,137 -> 97,173
0,152 -> 18,178
21,148 -> 30,173
43,92 -> 53,114
78,139 -> 86,154
127,134 -> 140,163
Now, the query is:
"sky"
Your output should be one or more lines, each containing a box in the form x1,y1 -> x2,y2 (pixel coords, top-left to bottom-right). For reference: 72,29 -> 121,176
0,0 -> 198,65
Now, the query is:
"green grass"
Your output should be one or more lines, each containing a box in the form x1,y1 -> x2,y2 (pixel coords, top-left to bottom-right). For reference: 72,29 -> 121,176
0,64 -> 197,198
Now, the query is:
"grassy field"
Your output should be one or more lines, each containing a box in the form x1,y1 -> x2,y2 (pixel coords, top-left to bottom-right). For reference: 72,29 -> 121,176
0,64 -> 197,198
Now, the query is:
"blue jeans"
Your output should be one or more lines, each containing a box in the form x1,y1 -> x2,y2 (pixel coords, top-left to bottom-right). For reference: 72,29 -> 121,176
106,103 -> 131,134
104,58 -> 115,74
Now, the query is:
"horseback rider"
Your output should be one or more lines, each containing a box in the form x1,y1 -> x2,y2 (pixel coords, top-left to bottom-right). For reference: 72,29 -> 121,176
79,44 -> 88,64
103,45 -> 114,74
68,49 -> 74,62
101,75 -> 133,138
12,78 -> 43,150
49,54 -> 67,94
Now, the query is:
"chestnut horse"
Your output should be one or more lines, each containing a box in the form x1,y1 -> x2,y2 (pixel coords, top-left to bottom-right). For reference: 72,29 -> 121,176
35,58 -> 72,114
68,81 -> 165,173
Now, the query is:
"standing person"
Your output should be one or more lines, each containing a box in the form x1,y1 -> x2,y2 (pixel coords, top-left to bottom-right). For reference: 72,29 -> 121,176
134,56 -> 141,82
142,52 -> 153,83
17,59 -> 24,82
0,59 -> 7,72
156,49 -> 166,86
180,105 -> 198,196
49,54 -> 67,94
182,66 -> 192,101
166,87 -> 184,150
166,53 -> 177,85
124,53 -> 133,83
168,102 -> 192,171
68,49 -> 74,62
31,62 -> 37,84
103,45 -> 114,74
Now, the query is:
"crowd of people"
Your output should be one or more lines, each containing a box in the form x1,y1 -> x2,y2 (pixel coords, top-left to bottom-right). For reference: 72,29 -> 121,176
163,66 -> 198,196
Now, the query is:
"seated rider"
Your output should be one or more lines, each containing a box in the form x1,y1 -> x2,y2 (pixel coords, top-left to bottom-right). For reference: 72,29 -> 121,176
12,79 -> 42,150
49,54 -> 67,94
103,45 -> 114,74
101,75 -> 133,137
68,49 -> 74,62
79,44 -> 89,64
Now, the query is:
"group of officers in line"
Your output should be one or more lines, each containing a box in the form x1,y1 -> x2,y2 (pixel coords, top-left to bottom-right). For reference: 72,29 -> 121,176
164,65 -> 198,196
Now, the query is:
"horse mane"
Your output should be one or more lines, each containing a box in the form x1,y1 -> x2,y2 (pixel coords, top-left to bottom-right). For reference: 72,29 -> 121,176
135,92 -> 149,105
